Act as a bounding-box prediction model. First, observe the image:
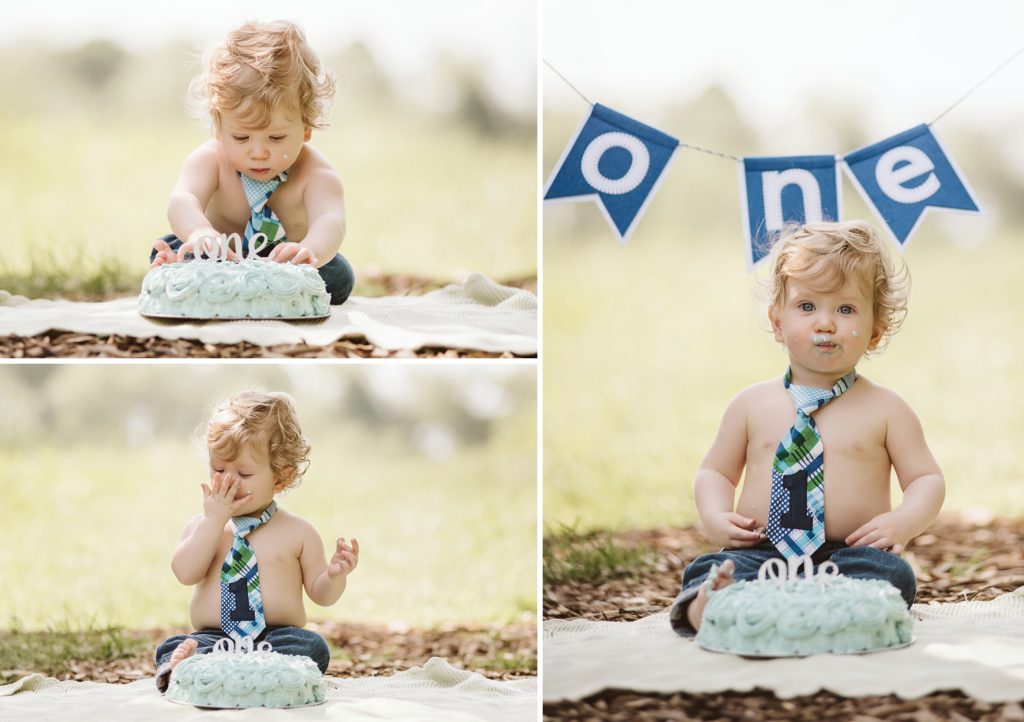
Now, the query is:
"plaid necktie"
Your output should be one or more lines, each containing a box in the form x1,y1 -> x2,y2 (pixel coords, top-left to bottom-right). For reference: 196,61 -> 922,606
240,171 -> 288,251
220,500 -> 277,641
766,368 -> 857,558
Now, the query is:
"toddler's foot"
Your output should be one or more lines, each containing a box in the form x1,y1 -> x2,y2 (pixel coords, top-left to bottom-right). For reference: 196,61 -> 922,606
169,637 -> 198,671
686,559 -> 736,631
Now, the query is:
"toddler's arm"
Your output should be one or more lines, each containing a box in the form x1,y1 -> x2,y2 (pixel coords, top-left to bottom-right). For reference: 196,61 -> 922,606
298,523 -> 359,606
271,170 -> 345,268
695,390 -> 765,548
846,394 -> 944,552
165,146 -> 221,256
170,473 -> 252,585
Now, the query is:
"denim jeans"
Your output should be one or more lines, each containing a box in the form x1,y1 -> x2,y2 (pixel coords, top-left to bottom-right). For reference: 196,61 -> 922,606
668,541 -> 917,636
150,233 -> 355,305
154,626 -> 330,692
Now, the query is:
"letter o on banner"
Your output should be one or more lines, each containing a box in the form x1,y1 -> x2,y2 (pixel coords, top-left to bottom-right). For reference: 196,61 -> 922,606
580,132 -> 651,195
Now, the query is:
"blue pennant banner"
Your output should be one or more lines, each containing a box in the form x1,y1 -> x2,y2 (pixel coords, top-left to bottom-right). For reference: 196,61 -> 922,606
844,124 -> 982,247
739,155 -> 841,269
544,103 -> 679,243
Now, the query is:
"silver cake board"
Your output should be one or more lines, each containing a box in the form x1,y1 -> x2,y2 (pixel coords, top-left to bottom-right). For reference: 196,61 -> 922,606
140,312 -> 330,324
698,637 -> 915,658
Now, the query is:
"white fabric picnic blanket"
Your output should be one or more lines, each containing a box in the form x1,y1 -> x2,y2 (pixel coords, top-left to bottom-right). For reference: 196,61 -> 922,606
544,589 -> 1024,703
0,274 -> 536,354
0,658 -> 536,721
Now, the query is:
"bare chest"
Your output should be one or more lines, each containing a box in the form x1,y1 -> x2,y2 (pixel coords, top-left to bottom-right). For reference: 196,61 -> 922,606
205,169 -> 309,241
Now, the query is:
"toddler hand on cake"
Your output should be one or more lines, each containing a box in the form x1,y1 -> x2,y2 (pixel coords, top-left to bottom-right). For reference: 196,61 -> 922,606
154,390 -> 360,694
147,20 -> 354,306
669,221 -> 945,636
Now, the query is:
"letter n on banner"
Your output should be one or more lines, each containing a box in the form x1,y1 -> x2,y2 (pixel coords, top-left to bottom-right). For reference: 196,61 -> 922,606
739,155 -> 841,269
544,103 -> 679,243
844,124 -> 982,248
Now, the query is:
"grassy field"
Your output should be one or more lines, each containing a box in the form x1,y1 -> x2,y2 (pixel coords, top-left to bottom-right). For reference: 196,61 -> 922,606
543,220 -> 1024,532
0,409 -> 536,632
0,111 -> 535,299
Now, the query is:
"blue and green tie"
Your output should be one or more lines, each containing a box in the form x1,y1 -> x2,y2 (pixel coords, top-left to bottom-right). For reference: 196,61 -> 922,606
766,368 -> 857,558
220,501 -> 277,641
239,171 -> 288,252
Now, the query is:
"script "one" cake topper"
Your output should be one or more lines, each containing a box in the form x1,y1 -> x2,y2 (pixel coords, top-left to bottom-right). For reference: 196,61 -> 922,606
190,232 -> 270,262
757,555 -> 839,588
212,637 -> 274,655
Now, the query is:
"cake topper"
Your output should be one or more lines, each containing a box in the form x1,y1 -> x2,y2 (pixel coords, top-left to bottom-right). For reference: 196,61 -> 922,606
212,637 -> 274,655
757,555 -> 839,587
190,232 -> 270,262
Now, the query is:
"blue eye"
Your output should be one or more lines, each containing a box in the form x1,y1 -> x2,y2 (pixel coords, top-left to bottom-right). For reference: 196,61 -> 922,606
799,302 -> 814,312
839,305 -> 855,315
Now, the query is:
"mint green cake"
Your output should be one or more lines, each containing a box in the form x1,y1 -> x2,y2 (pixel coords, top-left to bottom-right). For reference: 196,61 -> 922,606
697,575 -> 913,657
166,647 -> 326,708
139,259 -> 330,319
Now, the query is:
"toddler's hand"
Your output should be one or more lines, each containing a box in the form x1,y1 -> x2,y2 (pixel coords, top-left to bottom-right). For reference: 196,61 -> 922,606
269,243 -> 318,267
327,537 -> 359,578
201,472 -> 252,524
705,512 -> 766,549
845,511 -> 911,554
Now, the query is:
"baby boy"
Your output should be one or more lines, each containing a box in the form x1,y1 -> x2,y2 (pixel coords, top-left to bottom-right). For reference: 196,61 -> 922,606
155,391 -> 359,691
149,20 -> 354,305
670,221 -> 945,634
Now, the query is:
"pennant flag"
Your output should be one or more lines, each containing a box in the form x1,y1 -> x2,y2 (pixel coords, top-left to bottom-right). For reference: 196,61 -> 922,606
844,124 -> 982,247
739,155 -> 841,269
545,103 -> 679,243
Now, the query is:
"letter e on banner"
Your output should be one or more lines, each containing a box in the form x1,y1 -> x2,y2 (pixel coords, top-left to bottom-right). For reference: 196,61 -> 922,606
844,124 -> 982,247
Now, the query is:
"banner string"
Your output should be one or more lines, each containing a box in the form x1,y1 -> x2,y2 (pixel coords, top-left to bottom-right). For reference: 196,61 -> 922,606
545,44 -> 1024,162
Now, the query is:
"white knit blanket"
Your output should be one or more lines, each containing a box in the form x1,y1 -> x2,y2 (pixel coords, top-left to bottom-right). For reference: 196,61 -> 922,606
0,658 -> 536,721
544,590 -> 1024,702
0,274 -> 536,354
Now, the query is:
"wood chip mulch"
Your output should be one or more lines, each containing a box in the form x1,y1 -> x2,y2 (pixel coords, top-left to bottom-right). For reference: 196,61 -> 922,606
0,272 -> 537,359
1,620 -> 535,686
544,511 -> 1024,721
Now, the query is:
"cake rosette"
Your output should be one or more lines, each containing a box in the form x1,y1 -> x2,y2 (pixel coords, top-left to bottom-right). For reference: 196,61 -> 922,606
165,637 -> 326,709
696,556 -> 913,657
139,252 -> 331,320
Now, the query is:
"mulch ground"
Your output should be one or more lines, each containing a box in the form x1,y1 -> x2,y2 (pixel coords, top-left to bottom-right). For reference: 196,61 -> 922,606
0,272 -> 537,359
544,512 -> 1024,721
1,621 -> 535,686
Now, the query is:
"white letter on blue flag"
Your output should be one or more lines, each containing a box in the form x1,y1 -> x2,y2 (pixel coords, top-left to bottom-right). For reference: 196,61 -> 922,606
739,155 -> 841,269
544,104 -> 679,244
843,124 -> 982,247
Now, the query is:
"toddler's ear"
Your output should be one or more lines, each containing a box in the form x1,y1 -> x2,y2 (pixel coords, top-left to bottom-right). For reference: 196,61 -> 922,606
768,308 -> 784,344
274,468 -> 296,491
303,126 -> 312,142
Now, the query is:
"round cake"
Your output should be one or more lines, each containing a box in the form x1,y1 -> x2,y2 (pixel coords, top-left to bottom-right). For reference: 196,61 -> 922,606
166,646 -> 326,708
139,259 -> 330,319
697,563 -> 913,657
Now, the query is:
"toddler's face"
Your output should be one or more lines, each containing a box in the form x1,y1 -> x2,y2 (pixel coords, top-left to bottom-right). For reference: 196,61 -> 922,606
217,104 -> 311,181
770,275 -> 879,381
208,441 -> 284,516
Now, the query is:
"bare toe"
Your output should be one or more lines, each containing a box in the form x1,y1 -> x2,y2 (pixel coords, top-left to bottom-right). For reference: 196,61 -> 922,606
169,638 -> 198,670
710,559 -> 736,590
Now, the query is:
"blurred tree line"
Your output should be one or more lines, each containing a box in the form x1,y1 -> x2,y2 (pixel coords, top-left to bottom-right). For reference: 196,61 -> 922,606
0,366 -> 536,456
0,37 -> 535,138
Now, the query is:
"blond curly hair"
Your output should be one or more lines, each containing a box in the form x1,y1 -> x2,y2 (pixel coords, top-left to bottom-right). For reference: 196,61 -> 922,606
206,391 -> 311,490
766,221 -> 910,353
190,19 -> 336,130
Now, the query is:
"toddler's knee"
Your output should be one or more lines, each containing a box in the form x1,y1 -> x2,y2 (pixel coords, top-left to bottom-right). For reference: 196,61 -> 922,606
294,629 -> 330,672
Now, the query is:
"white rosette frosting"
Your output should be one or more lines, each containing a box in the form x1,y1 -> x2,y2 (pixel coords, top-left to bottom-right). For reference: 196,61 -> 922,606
165,639 -> 325,709
696,556 -> 913,657
139,258 -> 331,319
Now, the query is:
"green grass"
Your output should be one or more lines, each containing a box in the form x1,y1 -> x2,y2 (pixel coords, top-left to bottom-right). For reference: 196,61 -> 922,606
0,416 -> 536,632
0,619 -> 148,681
542,524 -> 656,585
543,220 -> 1024,532
0,111 -> 535,299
